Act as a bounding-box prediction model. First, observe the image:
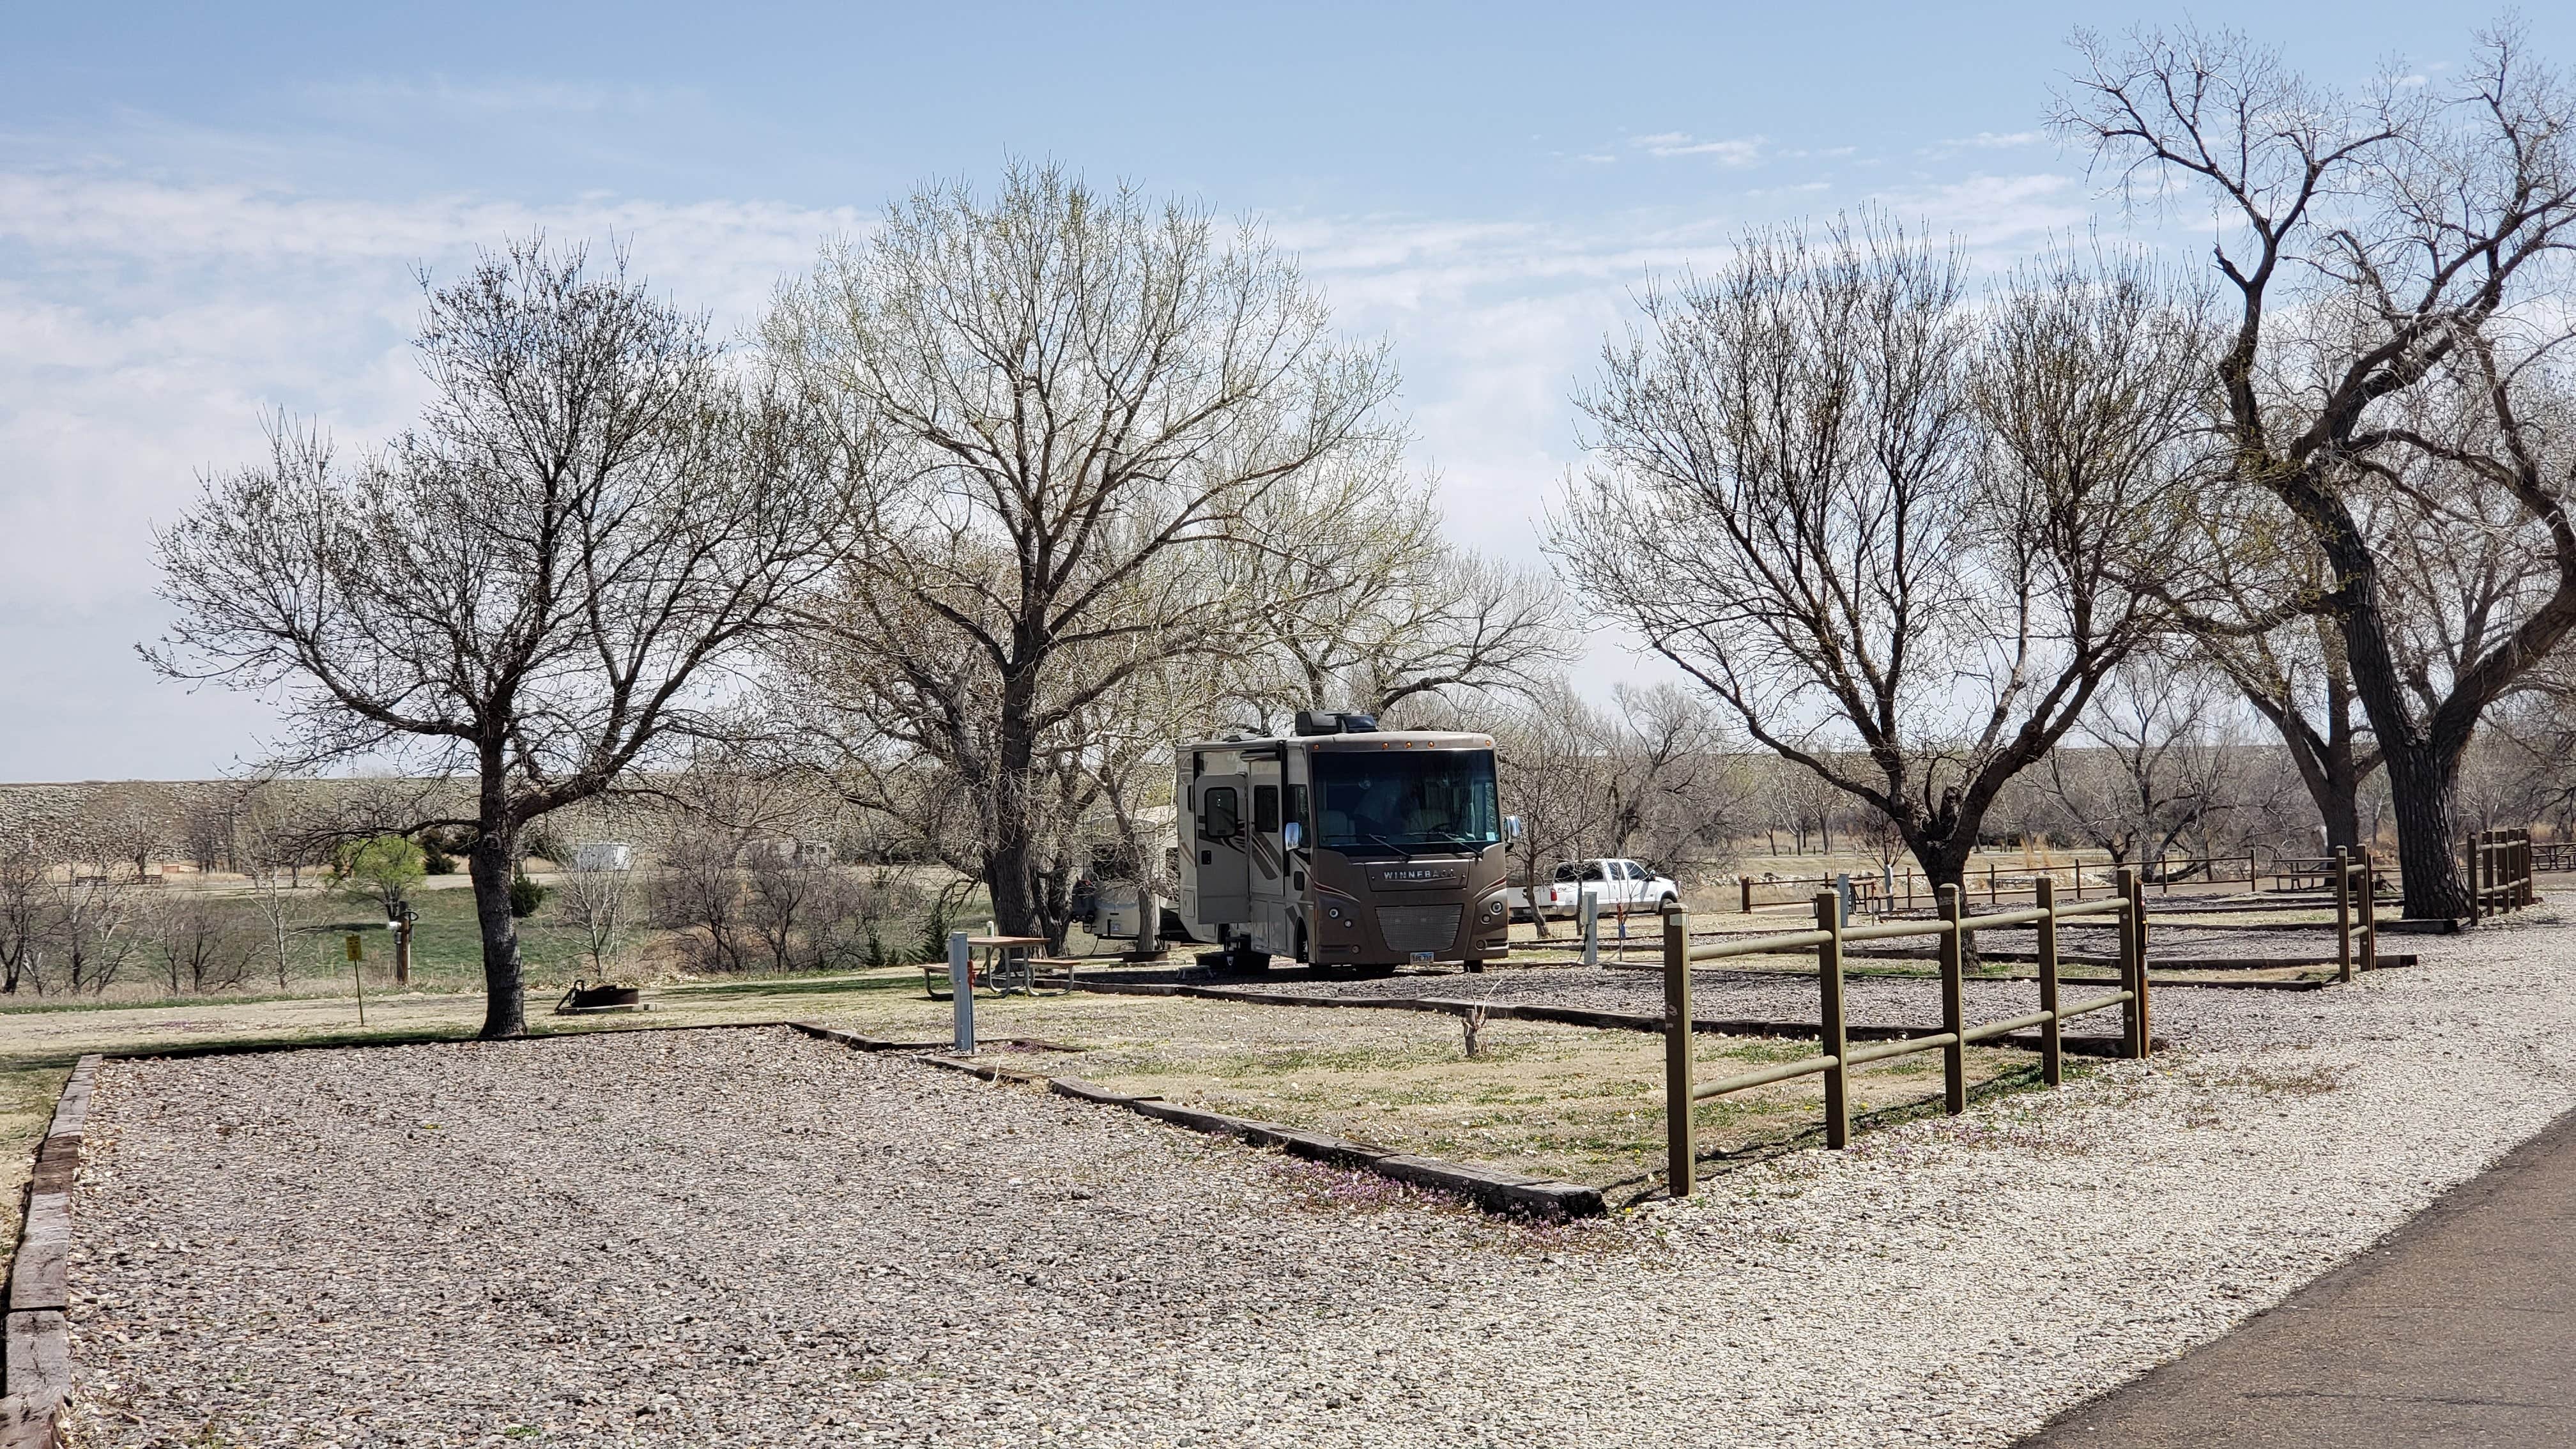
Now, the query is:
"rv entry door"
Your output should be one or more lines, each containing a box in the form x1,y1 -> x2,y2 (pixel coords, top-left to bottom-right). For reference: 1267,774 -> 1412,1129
1195,772 -> 1252,923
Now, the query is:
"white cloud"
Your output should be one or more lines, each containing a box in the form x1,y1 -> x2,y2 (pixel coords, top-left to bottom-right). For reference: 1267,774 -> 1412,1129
1629,132 -> 1765,165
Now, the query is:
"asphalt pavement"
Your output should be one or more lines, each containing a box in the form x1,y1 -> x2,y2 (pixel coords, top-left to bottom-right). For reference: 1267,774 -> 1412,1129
2021,1102 -> 2576,1446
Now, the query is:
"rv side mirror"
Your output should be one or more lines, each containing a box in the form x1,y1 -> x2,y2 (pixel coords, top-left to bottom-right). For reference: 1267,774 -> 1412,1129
1506,815 -> 1524,842
1282,821 -> 1303,850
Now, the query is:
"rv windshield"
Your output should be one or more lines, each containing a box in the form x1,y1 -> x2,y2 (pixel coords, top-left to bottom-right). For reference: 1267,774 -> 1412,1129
1312,749 -> 1500,854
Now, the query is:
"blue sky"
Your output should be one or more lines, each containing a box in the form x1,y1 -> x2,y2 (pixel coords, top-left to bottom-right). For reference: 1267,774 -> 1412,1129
3,2 -> 2563,778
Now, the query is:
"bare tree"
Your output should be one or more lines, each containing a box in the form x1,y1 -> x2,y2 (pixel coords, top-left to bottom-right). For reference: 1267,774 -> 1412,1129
654,822 -> 753,974
2038,651 -> 2283,874
0,837 -> 46,994
235,788 -> 319,988
744,845 -> 836,974
556,855 -> 636,978
765,162 -> 1400,946
1557,224 -> 2205,893
150,240 -> 851,1036
40,845 -> 139,996
2057,21 -> 2576,917
1491,681 -> 1609,937
146,893 -> 257,995
1235,470 -> 1569,723
1597,684 -> 1737,879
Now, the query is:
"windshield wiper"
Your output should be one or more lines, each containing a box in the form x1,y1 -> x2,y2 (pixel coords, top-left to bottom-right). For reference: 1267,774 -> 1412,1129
1364,833 -> 1414,861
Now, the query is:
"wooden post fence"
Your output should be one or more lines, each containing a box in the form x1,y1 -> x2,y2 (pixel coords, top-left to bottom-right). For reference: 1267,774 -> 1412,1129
1659,872 -> 2152,1196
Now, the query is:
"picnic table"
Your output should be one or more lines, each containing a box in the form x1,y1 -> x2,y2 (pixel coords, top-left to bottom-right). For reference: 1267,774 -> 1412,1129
923,935 -> 1068,999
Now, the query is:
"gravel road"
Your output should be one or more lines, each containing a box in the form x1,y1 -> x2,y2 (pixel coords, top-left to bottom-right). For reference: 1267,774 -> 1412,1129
63,903 -> 2576,1446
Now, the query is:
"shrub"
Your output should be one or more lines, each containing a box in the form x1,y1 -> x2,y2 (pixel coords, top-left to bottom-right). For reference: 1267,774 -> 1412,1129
509,868 -> 548,918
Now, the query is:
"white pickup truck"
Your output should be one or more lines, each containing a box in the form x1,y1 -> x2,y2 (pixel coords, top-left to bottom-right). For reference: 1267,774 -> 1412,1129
1509,858 -> 1680,921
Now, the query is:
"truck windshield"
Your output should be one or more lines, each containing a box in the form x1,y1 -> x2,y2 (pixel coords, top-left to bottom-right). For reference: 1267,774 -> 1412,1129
1312,749 -> 1500,853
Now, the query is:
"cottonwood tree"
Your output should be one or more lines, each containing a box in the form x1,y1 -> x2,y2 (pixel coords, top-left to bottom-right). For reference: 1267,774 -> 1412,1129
151,240 -> 851,1036
765,163 -> 1400,944
1557,224 -> 2208,894
2058,22 -> 2576,917
2174,510 -> 2383,850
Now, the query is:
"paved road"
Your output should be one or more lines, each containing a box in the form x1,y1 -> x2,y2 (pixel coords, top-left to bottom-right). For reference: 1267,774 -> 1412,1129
2022,1103 -> 2576,1447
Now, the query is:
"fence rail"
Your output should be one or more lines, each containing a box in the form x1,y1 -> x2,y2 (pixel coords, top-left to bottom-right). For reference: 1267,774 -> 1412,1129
1732,829 -> 2563,919
1664,869 -> 2153,1198
1733,856 -> 2244,914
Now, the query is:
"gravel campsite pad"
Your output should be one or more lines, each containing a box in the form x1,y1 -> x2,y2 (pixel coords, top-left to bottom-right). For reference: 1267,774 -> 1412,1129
64,910 -> 2576,1446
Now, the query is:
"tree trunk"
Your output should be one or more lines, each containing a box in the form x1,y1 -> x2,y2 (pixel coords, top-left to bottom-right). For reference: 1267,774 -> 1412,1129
471,795 -> 526,1039
1524,850 -> 1552,940
1906,838 -> 1970,901
2382,739 -> 2471,919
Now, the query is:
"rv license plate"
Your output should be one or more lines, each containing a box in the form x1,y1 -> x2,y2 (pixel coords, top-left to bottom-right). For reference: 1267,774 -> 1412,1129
1411,951 -> 1436,963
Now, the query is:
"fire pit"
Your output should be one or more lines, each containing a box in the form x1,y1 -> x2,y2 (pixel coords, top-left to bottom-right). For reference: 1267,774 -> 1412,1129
554,981 -> 645,1014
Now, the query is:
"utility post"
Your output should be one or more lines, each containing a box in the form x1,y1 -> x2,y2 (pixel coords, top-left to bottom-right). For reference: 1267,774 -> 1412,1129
947,930 -> 974,1055
392,902 -> 416,986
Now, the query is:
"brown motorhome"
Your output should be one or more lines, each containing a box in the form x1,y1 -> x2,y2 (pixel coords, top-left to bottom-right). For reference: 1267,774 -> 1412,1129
1175,712 -> 1517,968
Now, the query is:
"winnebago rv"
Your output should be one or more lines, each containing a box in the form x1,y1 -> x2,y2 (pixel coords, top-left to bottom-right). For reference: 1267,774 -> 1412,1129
1176,711 -> 1519,969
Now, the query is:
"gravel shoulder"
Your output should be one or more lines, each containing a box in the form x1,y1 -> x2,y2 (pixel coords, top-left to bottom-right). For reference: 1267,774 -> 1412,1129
59,899 -> 2576,1446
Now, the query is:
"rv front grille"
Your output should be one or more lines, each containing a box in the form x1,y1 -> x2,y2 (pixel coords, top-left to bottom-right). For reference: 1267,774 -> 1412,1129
1379,905 -> 1462,954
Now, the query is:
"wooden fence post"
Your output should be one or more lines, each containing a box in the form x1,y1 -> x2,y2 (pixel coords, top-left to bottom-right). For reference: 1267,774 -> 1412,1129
2035,876 -> 2061,1087
1740,875 -> 1753,914
2466,833 -> 2481,924
1818,892 -> 1850,1149
2359,847 -> 2379,972
1986,862 -> 1997,905
1663,903 -> 1694,1198
2334,847 -> 2353,983
1937,884 -> 1965,1115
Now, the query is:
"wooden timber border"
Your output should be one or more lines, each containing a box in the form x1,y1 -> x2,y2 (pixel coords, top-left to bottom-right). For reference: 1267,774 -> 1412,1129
2,1054 -> 95,1448
785,1022 -> 1606,1219
1666,873 -> 2153,1198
